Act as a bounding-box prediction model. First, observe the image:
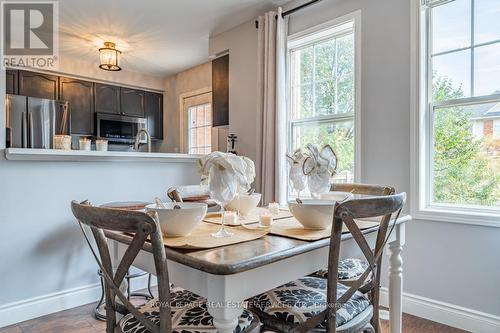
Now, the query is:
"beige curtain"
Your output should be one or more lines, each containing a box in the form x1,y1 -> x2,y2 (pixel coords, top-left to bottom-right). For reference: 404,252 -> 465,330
256,8 -> 289,205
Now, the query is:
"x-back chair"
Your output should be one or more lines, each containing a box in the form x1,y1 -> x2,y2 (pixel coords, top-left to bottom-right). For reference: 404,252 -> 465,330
71,200 -> 260,333
250,192 -> 406,333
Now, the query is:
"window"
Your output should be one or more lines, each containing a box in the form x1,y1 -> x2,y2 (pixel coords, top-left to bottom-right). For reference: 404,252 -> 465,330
287,18 -> 359,192
418,0 -> 500,218
188,103 -> 212,155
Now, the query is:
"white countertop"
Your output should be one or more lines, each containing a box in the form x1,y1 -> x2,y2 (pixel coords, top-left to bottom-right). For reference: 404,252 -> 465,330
4,148 -> 201,163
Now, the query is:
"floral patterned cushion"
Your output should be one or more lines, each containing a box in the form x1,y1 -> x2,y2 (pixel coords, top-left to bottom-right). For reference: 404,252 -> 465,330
314,258 -> 369,280
250,276 -> 370,328
119,288 -> 254,333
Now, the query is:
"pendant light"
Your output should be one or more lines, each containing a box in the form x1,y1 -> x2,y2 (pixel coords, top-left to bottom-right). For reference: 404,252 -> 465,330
99,41 -> 121,71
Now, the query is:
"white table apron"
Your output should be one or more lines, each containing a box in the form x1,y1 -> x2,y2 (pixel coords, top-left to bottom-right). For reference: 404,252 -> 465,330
110,221 -> 406,333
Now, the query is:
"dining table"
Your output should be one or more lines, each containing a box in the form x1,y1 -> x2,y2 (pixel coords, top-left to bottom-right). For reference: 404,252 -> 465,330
105,214 -> 411,333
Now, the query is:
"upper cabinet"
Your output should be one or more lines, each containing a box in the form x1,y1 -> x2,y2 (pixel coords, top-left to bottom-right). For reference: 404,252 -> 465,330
94,83 -> 120,115
60,77 -> 94,135
6,69 -> 18,95
120,88 -> 145,117
212,54 -> 229,127
145,92 -> 163,139
19,70 -> 58,100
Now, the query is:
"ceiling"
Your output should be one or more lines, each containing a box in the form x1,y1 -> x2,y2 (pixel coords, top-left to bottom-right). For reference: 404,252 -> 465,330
58,0 -> 291,77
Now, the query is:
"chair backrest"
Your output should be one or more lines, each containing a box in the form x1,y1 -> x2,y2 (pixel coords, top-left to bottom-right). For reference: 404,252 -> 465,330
71,201 -> 171,333
330,182 -> 395,196
295,192 -> 406,333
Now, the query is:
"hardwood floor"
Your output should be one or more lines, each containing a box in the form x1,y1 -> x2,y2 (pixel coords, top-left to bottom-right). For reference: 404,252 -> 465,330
0,301 -> 470,333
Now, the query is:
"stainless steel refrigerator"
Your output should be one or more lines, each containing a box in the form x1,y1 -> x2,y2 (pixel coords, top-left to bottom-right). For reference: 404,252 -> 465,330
6,95 -> 70,149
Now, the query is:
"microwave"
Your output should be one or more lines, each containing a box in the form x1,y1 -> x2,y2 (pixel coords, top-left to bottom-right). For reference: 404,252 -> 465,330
96,113 -> 147,144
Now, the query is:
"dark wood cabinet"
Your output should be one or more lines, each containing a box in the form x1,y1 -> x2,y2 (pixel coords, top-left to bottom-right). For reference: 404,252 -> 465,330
6,69 -> 18,94
6,69 -> 164,140
60,77 -> 94,135
145,92 -> 163,139
212,54 -> 229,127
19,70 -> 58,99
120,88 -> 145,117
94,83 -> 120,115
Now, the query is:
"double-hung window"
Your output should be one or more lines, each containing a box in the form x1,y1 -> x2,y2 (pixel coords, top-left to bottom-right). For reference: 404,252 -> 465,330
287,14 -> 360,196
417,0 -> 500,222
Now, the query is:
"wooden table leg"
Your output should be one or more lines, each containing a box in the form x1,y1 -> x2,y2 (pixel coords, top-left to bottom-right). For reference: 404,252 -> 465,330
388,223 -> 405,333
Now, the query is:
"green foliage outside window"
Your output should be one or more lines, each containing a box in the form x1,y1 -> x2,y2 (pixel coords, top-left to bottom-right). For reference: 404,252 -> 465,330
432,77 -> 500,206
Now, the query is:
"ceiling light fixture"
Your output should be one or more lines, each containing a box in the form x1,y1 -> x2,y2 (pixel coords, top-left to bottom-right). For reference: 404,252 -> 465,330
99,41 -> 122,71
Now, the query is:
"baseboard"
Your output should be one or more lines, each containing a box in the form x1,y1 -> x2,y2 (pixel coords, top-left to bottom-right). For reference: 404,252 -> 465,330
380,288 -> 500,333
0,275 -> 156,329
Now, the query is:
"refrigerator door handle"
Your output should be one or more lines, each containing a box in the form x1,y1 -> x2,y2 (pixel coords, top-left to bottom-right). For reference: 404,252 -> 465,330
22,111 -> 28,148
28,112 -> 33,148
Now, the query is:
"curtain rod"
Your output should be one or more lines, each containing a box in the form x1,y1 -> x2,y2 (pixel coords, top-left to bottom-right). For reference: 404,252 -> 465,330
255,0 -> 324,29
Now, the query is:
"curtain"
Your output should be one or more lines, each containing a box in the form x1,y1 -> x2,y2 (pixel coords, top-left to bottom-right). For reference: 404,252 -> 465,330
256,8 -> 289,205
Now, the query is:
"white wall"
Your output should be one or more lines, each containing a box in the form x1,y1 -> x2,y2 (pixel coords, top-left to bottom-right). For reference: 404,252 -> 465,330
209,21 -> 260,185
209,0 -> 500,329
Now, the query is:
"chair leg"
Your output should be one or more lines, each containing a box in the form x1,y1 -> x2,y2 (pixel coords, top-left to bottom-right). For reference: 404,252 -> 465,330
363,323 -> 375,333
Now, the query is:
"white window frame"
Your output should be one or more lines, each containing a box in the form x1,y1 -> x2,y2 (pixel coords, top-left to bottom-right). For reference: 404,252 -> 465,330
411,0 -> 500,227
286,10 -> 362,199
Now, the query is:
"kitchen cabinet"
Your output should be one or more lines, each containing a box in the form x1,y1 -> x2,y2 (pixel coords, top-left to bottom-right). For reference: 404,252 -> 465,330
59,77 -> 94,135
120,88 -> 145,117
6,69 -> 18,94
19,70 -> 58,100
94,83 -> 120,115
145,92 -> 163,139
212,54 -> 229,127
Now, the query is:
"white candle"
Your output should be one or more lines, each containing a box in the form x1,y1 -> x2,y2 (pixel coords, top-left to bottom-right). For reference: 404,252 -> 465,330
224,211 -> 238,225
96,139 -> 108,152
259,211 -> 273,227
268,202 -> 280,215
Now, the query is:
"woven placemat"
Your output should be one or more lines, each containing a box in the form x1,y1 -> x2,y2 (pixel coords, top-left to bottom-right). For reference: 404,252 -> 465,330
203,208 -> 292,225
162,222 -> 269,249
269,217 -> 379,241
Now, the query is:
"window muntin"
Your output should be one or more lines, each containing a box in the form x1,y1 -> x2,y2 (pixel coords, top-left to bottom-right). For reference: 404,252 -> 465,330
188,103 -> 212,155
424,0 -> 500,211
288,21 -> 356,190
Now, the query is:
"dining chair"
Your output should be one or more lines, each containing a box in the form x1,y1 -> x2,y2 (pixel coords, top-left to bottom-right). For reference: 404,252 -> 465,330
71,200 -> 260,333
313,183 -> 395,285
249,192 -> 406,333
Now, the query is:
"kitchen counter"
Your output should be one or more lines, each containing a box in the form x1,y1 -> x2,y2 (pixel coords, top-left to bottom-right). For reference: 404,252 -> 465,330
4,148 -> 200,163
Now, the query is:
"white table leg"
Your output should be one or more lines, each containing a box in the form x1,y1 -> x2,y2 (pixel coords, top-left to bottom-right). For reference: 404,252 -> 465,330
205,275 -> 244,333
388,223 -> 405,333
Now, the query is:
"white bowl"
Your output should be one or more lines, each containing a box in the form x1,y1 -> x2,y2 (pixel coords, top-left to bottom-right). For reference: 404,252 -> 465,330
318,191 -> 353,202
226,193 -> 262,216
146,202 -> 207,237
288,200 -> 336,230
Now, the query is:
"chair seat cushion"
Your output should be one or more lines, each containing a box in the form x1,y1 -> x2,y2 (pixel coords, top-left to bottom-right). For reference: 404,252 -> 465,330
119,288 -> 255,333
250,276 -> 370,328
314,258 -> 369,280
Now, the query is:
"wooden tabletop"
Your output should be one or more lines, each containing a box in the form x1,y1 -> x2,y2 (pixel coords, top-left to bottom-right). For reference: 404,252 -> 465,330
105,215 -> 410,275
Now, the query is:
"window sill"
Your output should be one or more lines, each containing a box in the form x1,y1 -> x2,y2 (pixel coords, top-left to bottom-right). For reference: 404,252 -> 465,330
412,206 -> 500,228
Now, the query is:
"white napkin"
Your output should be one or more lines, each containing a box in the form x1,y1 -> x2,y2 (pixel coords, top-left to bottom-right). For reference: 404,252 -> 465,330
198,152 -> 256,194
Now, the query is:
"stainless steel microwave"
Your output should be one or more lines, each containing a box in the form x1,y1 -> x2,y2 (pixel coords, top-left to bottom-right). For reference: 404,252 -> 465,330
96,113 -> 146,144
